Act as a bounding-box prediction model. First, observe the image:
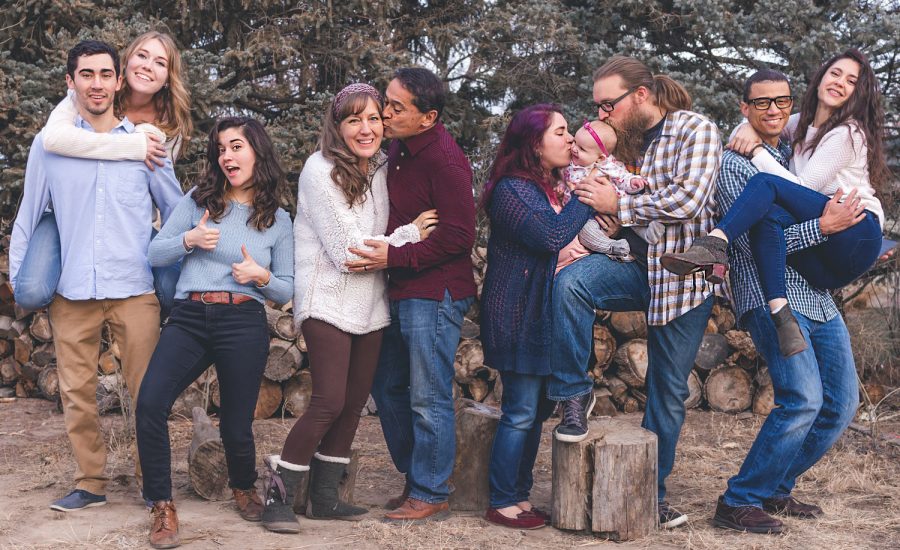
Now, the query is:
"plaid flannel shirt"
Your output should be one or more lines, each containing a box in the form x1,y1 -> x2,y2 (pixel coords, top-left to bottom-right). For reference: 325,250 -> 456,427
618,110 -> 721,325
716,143 -> 839,324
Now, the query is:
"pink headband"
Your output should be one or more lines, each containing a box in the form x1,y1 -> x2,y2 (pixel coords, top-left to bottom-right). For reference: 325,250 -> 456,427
333,83 -> 382,119
582,120 -> 610,157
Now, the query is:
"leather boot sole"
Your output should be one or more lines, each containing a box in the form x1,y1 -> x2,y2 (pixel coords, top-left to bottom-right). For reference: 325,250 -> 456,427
383,509 -> 451,524
149,538 -> 181,549
713,515 -> 784,534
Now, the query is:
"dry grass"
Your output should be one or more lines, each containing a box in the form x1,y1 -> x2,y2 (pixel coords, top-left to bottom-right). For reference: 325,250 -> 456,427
1,400 -> 898,549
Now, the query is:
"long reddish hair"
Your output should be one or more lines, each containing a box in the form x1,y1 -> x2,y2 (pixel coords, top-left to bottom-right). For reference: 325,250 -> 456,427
481,103 -> 563,209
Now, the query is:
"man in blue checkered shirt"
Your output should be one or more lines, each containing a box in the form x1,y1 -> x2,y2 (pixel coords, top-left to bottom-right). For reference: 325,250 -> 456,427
712,69 -> 862,534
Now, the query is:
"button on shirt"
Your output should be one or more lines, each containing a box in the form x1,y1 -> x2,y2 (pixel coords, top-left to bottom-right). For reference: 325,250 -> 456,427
10,117 -> 183,300
716,142 -> 838,324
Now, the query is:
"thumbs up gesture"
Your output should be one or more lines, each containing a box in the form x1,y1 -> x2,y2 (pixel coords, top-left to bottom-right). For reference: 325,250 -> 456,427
184,210 -> 220,250
232,244 -> 270,286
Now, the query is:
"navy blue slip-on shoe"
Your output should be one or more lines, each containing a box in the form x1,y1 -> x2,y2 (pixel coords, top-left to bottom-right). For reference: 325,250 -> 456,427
50,489 -> 107,512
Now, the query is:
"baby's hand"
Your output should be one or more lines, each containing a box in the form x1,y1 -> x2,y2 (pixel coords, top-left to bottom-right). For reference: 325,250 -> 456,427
625,177 -> 647,195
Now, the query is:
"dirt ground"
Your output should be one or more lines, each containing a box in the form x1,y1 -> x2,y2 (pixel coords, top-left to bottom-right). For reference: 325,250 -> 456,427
0,399 -> 897,550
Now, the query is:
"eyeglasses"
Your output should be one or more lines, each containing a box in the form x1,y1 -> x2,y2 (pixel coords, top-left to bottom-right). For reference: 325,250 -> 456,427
746,95 -> 794,110
597,88 -> 637,113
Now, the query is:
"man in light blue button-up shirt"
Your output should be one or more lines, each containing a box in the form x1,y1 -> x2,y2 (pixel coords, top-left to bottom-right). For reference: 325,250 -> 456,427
9,40 -> 182,511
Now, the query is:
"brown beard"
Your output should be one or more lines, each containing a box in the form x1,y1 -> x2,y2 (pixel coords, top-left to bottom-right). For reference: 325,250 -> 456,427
608,110 -> 652,166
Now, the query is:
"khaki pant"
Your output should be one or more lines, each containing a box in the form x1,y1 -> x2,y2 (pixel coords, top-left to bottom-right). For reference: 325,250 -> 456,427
49,293 -> 160,495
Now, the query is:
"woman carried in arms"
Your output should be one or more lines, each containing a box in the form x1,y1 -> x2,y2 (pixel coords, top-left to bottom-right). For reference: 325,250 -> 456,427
662,48 -> 890,357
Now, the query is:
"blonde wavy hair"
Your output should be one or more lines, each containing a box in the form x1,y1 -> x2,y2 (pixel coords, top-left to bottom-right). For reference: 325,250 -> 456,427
116,31 -> 193,149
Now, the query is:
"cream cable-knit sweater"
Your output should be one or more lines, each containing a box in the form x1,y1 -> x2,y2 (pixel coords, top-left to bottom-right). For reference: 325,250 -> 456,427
294,151 -> 420,334
42,90 -> 181,161
752,113 -> 883,227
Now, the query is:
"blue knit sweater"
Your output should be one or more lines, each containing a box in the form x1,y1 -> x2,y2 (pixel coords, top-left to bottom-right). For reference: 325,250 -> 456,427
480,177 -> 594,375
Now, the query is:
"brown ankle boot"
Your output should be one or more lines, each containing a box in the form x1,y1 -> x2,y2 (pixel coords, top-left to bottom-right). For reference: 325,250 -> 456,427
149,500 -> 179,549
233,488 -> 264,521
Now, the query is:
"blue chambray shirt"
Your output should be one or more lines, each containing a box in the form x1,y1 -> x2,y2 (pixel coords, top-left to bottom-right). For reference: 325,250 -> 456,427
716,141 -> 839,324
10,116 -> 183,300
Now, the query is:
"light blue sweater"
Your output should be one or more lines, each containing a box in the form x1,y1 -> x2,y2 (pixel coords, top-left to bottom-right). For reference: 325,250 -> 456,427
149,189 -> 294,304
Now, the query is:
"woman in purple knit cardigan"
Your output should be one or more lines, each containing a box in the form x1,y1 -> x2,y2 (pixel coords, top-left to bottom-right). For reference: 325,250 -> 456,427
479,104 -> 603,529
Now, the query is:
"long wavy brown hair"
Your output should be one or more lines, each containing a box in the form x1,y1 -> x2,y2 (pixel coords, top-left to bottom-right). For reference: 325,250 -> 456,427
319,91 -> 384,207
193,117 -> 285,230
116,31 -> 193,151
792,48 -> 891,195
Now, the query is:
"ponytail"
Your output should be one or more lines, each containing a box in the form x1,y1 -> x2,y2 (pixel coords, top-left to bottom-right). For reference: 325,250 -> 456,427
594,56 -> 692,112
652,75 -> 691,112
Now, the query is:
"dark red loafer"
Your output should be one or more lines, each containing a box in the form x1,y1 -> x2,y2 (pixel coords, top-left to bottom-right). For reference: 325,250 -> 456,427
527,507 -> 551,525
484,507 -> 546,530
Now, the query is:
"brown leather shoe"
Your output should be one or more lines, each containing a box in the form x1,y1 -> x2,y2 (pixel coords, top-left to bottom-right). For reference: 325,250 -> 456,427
384,497 -> 450,523
762,495 -> 823,519
713,496 -> 784,534
384,481 -> 410,510
149,500 -> 179,549
233,488 -> 264,521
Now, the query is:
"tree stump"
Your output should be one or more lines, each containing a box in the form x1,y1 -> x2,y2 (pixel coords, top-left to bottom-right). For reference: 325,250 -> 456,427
264,339 -> 301,382
37,366 -> 59,399
752,367 -> 776,416
609,311 -> 647,339
552,417 -> 657,540
283,370 -> 313,417
188,407 -> 231,500
704,365 -> 753,413
592,325 -> 617,368
448,398 -> 501,511
171,371 -> 213,419
254,378 -> 283,419
684,369 -> 703,409
613,339 -> 647,389
293,449 -> 360,514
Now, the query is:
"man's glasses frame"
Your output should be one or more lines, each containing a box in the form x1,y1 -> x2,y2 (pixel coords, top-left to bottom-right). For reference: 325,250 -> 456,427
746,95 -> 794,110
597,88 -> 637,113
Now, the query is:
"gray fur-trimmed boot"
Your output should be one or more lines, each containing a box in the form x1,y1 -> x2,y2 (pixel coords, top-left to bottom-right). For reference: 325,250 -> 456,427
261,455 -> 307,534
306,453 -> 367,520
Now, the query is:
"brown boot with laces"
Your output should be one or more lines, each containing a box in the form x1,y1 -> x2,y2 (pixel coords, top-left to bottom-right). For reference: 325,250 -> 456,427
233,488 -> 264,521
149,500 -> 180,549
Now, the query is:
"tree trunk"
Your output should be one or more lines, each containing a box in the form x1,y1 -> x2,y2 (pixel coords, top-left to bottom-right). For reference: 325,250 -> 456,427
264,339 -> 302,382
283,370 -> 313,417
448,399 -> 500,511
613,339 -> 647,389
704,365 -> 753,413
254,378 -> 283,419
188,407 -> 231,500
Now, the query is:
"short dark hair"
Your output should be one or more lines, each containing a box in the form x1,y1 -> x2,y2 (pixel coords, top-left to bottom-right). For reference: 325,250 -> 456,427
67,40 -> 120,79
393,67 -> 445,119
742,68 -> 790,101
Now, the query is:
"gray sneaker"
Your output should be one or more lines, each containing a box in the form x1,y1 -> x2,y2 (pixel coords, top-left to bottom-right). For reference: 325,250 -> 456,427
553,392 -> 596,443
50,489 -> 107,512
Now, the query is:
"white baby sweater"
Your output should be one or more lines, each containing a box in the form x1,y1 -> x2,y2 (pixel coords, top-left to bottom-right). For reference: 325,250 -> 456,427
752,113 -> 883,227
293,151 -> 420,334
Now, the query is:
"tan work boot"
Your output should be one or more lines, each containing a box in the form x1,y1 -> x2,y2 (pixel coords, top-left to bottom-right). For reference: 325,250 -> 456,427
384,497 -> 450,523
149,500 -> 179,549
233,488 -> 264,521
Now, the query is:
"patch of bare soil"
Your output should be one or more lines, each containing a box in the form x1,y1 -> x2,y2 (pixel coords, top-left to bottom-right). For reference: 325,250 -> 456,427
0,399 -> 897,549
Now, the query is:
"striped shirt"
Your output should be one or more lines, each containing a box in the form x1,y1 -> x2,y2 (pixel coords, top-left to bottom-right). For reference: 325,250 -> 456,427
716,143 -> 839,323
618,110 -> 721,325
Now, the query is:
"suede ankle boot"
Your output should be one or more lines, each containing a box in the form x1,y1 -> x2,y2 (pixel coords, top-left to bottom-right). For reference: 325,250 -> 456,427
307,453 -> 367,520
261,455 -> 306,534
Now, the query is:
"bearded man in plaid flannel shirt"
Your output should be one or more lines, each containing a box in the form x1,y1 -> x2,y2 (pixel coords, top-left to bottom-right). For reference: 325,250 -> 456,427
550,56 -> 721,529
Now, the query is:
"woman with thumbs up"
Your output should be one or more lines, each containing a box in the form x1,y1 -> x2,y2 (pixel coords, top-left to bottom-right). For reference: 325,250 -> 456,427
135,116 -> 293,549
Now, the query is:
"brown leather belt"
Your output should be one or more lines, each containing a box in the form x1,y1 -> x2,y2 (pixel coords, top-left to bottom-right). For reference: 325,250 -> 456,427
188,291 -> 255,305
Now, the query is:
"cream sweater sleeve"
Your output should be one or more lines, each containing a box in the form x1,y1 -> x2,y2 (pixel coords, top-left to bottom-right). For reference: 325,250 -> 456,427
752,125 -> 857,196
41,90 -> 148,160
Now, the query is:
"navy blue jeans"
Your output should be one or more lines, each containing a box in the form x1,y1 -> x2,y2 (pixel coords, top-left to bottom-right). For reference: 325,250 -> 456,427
136,299 -> 269,502
724,307 -> 858,507
370,290 -> 473,504
718,173 -> 882,300
552,253 -> 713,501
14,212 -> 180,317
488,371 -> 556,508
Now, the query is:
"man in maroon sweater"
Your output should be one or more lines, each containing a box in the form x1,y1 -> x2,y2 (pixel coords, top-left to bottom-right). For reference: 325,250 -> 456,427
347,67 -> 476,522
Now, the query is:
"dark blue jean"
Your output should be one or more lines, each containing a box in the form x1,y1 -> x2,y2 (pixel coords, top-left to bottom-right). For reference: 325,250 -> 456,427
718,173 -> 883,300
370,290 -> 473,504
724,307 -> 858,507
136,299 -> 269,502
14,212 -> 180,316
552,253 -> 712,501
488,371 -> 556,508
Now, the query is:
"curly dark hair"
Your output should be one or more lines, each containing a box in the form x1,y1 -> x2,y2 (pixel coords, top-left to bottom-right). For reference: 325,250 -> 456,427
792,48 -> 891,195
193,116 -> 286,230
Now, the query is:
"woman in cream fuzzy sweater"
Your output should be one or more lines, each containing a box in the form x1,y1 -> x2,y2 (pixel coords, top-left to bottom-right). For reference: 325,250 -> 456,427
260,84 -> 437,533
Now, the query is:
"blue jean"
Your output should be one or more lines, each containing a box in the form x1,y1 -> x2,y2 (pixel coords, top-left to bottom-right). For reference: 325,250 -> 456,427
719,173 -> 882,299
14,212 -> 180,317
724,307 -> 858,507
488,371 -> 556,508
552,253 -> 713,501
371,290 -> 473,504
136,299 -> 270,502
